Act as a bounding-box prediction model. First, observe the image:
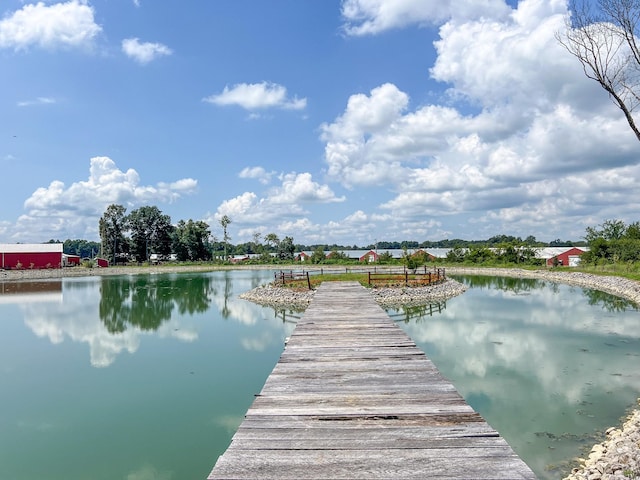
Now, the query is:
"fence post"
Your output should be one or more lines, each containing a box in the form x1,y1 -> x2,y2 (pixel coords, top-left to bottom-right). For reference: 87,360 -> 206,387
306,271 -> 311,290
368,271 -> 371,286
405,270 -> 408,286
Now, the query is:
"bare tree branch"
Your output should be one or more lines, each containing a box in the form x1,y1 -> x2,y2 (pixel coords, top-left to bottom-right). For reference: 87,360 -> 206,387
558,0 -> 640,142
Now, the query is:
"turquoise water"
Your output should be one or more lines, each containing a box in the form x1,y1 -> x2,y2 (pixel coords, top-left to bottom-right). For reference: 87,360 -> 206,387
0,270 -> 294,480
392,275 -> 640,479
0,271 -> 638,479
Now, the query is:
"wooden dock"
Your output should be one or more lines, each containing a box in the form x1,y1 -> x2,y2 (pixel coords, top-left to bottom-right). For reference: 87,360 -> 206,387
208,282 -> 536,479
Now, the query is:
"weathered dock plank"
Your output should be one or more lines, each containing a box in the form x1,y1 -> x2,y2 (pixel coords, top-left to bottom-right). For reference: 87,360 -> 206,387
207,281 -> 536,479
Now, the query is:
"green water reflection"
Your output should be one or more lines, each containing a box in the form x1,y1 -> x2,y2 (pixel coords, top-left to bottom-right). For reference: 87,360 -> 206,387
389,275 -> 640,479
1,271 -> 639,479
0,270 -> 294,480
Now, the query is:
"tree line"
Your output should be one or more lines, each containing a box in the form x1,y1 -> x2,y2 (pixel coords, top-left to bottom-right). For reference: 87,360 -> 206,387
580,219 -> 640,265
96,204 -> 297,265
49,206 -> 639,269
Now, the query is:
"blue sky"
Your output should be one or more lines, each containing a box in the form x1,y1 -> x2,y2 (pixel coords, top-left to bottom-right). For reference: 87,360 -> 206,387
1,0 -> 639,246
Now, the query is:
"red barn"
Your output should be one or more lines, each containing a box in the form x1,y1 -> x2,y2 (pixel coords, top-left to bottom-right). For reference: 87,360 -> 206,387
0,243 -> 63,269
545,247 -> 586,267
62,254 -> 81,267
359,250 -> 379,263
95,258 -> 109,268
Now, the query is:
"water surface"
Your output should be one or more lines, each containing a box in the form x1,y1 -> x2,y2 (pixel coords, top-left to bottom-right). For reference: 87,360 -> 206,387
1,271 -> 638,479
0,270 -> 294,480
391,275 -> 640,478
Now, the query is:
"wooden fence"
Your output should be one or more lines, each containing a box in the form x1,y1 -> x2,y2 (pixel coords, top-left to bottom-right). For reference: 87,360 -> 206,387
274,270 -> 312,289
367,267 -> 446,287
274,267 -> 446,290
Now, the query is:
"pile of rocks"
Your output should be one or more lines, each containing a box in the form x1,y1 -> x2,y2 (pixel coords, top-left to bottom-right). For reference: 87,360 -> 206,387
238,278 -> 468,309
368,278 -> 468,307
564,405 -> 640,480
239,283 -> 316,310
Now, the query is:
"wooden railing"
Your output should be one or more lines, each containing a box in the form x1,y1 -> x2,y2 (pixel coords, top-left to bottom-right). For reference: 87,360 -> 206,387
274,270 -> 312,290
274,266 -> 446,290
367,267 -> 446,287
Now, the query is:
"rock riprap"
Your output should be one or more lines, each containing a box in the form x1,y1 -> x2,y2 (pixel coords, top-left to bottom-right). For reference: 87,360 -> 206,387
238,278 -> 468,309
563,405 -> 640,480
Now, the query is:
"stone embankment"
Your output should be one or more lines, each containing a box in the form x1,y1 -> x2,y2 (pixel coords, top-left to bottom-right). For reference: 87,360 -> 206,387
563,405 -> 640,480
238,277 -> 468,309
239,283 -> 316,310
365,279 -> 468,307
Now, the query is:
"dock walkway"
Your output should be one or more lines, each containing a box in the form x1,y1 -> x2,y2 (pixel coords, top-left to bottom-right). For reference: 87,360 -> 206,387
208,281 -> 535,479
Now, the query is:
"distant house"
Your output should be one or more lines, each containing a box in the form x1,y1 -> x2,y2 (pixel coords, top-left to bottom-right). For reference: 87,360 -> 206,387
410,249 -> 437,261
297,251 -> 311,262
62,254 -> 81,267
229,255 -> 250,264
0,243 -> 63,269
539,247 -> 587,267
149,253 -> 178,264
95,258 -> 109,268
359,250 -> 379,263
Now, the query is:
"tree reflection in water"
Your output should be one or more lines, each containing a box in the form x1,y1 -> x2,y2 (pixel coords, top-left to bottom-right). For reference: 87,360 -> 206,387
454,274 -> 639,312
99,274 -> 214,332
582,288 -> 639,312
455,274 -> 544,294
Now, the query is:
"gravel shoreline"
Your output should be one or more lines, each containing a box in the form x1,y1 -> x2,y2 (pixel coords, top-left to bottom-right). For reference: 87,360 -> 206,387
2,264 -> 640,477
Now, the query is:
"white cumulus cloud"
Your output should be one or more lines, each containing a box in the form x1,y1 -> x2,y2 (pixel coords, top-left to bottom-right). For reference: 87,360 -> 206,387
268,173 -> 345,205
203,82 -> 307,111
239,166 -> 275,185
10,156 -> 197,242
0,0 -> 101,51
341,0 -> 510,36
122,37 -> 172,64
209,172 -> 342,231
319,0 -> 640,241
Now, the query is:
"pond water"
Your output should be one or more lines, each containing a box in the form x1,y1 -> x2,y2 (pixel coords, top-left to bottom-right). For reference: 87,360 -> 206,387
391,275 -> 640,479
0,270 -> 293,480
0,271 -> 638,479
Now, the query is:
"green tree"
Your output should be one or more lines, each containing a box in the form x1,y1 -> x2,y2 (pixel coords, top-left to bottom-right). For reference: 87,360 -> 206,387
264,233 -> 279,252
403,249 -> 420,271
581,237 -> 610,264
328,249 -> 349,261
601,219 -> 627,240
63,239 -> 100,258
99,204 -> 128,265
252,232 -> 263,254
127,206 -> 174,263
310,246 -> 326,264
584,219 -> 628,250
172,219 -> 211,261
277,236 -> 295,261
219,215 -> 232,261
626,221 -> 640,239
465,246 -> 495,264
377,251 -> 394,264
446,247 -> 466,263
